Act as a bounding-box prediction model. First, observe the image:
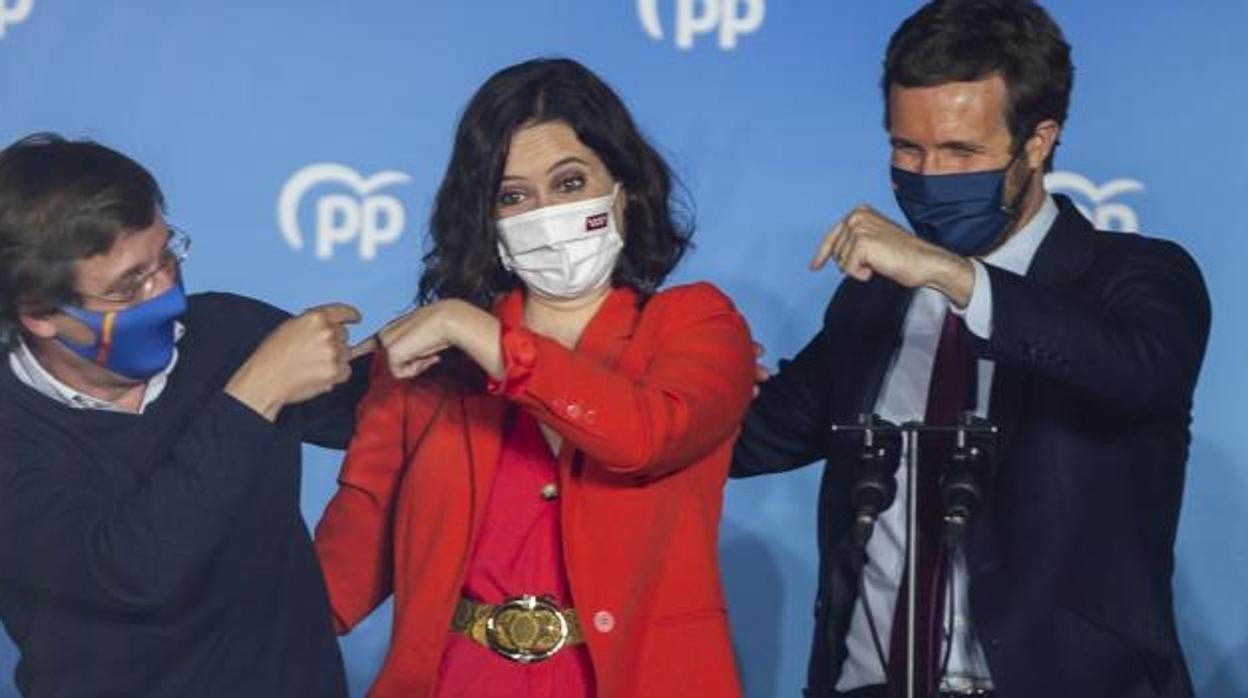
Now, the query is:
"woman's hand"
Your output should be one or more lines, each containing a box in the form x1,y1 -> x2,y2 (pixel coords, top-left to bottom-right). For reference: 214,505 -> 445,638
374,304 -> 450,380
377,299 -> 503,380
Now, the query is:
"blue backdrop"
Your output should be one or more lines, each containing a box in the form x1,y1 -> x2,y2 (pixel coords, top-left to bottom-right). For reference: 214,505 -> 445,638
2,1 -> 1245,696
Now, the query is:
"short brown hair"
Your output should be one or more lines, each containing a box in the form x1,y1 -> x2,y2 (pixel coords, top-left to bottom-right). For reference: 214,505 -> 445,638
0,133 -> 165,350
883,0 -> 1074,171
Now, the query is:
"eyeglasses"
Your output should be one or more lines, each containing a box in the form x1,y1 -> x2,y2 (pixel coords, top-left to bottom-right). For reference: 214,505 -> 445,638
76,226 -> 192,306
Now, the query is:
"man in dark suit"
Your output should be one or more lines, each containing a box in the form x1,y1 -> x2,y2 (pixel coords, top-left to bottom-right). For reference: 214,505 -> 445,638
732,2 -> 1210,697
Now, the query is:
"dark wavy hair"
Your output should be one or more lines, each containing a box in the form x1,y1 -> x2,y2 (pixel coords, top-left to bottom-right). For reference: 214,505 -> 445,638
883,0 -> 1074,171
419,58 -> 693,308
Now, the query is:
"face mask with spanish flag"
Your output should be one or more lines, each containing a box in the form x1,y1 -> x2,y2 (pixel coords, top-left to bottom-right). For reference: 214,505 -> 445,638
58,283 -> 187,381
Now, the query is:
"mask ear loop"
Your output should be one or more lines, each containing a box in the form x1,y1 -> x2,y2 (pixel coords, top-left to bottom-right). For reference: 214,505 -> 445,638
494,210 -> 515,272
999,131 -> 1039,217
57,305 -> 104,353
607,181 -> 623,224
608,181 -> 626,245
987,155 -> 1036,256
496,238 -> 514,272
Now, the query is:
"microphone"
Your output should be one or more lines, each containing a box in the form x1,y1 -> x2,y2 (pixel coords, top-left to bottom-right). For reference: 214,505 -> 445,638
942,413 -> 996,548
848,414 -> 902,548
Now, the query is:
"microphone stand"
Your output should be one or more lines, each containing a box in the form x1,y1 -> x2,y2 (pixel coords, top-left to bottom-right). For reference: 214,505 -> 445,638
942,414 -> 997,549
845,414 -> 901,548
832,415 -> 997,698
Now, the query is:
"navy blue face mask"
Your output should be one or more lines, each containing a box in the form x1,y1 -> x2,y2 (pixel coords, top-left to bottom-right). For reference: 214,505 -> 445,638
891,161 -> 1027,256
58,283 -> 187,381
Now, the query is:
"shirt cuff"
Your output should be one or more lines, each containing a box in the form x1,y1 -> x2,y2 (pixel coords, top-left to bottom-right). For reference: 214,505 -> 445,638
950,259 -> 993,339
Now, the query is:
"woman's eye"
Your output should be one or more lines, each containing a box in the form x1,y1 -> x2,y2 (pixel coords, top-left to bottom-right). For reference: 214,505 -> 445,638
556,174 -> 585,193
497,190 -> 525,207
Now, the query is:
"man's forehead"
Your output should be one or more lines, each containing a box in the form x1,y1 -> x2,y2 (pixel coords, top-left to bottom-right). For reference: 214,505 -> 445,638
887,77 -> 1010,138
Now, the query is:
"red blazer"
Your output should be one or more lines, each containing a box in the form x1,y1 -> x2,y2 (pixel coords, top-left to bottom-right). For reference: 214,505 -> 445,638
315,283 -> 755,698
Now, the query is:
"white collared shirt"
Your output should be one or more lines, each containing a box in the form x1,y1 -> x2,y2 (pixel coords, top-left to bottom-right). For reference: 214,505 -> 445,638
8,323 -> 184,414
837,195 -> 1059,692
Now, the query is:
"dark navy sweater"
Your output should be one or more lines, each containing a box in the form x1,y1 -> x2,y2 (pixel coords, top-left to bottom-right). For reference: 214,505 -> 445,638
0,293 -> 368,697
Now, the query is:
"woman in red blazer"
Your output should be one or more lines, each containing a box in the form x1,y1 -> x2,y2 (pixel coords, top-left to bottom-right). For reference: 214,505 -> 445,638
314,58 -> 755,698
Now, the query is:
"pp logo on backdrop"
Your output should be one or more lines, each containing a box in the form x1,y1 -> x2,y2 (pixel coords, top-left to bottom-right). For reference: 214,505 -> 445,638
638,0 -> 765,50
278,163 -> 412,260
1045,171 -> 1145,233
0,0 -> 33,39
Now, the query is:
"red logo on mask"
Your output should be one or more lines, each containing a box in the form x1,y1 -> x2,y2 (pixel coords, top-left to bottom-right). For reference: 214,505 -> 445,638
585,213 -> 609,231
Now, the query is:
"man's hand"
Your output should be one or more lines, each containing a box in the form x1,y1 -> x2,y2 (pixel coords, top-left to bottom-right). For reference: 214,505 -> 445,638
226,303 -> 367,421
811,204 -> 976,307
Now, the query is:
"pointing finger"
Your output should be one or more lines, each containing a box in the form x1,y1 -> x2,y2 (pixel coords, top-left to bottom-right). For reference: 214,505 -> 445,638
348,334 -> 379,361
811,219 -> 846,270
309,303 -> 363,326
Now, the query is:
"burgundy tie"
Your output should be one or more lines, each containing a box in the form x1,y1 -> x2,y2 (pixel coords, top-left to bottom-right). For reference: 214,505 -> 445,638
887,311 -> 972,697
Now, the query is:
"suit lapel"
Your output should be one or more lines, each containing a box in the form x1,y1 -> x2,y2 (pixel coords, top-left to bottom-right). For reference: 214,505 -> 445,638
1019,194 -> 1096,287
555,287 -> 639,470
569,287 -> 639,376
983,194 -> 1095,462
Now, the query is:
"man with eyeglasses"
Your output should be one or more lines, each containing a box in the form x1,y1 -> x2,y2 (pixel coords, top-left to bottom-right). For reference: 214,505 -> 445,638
0,134 -> 373,697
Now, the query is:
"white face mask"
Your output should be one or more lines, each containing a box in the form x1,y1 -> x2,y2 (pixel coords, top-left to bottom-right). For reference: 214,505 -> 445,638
495,183 -> 624,300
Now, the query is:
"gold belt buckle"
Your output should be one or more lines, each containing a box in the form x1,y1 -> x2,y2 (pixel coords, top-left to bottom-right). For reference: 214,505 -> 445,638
484,594 -> 570,663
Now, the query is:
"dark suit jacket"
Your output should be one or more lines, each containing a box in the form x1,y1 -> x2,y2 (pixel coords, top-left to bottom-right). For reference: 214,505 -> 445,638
732,195 -> 1211,698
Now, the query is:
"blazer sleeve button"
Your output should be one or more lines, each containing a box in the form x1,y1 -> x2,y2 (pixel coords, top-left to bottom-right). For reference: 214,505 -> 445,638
593,610 -> 616,633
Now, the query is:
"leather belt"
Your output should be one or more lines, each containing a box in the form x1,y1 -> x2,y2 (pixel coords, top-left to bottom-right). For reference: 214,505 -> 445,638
451,595 -> 584,663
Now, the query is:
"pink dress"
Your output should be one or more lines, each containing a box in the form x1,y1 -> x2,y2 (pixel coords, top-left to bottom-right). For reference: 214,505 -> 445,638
432,409 -> 595,698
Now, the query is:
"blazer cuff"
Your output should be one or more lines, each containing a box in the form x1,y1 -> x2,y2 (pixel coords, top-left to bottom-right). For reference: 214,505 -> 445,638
486,324 -> 538,397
